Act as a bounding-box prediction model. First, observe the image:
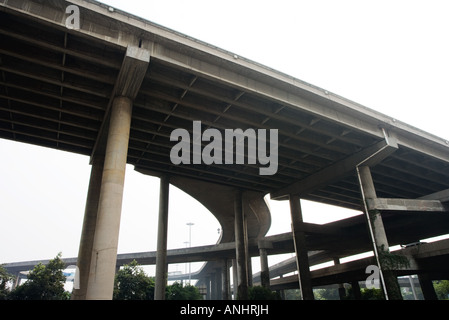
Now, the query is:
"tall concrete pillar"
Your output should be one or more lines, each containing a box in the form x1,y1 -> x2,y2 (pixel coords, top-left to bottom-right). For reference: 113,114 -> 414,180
85,96 -> 133,300
234,190 -> 249,300
210,272 -> 217,300
232,259 -> 238,300
154,175 -> 170,300
243,214 -> 253,287
258,240 -> 272,290
215,268 -> 223,300
289,194 -> 314,300
333,258 -> 346,299
247,256 -> 253,287
222,259 -> 230,300
205,276 -> 211,300
358,166 -> 402,300
418,274 -> 438,300
72,155 -> 104,300
359,166 -> 390,246
351,280 -> 362,300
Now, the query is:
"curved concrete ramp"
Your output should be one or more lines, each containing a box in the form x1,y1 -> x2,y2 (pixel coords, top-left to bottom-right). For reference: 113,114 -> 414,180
169,175 -> 272,244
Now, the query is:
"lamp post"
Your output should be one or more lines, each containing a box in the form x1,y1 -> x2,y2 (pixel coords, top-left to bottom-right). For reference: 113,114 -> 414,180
186,222 -> 194,285
183,241 -> 189,283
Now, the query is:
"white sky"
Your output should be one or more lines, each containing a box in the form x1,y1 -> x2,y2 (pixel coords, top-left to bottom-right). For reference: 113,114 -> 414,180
1,0 -> 448,277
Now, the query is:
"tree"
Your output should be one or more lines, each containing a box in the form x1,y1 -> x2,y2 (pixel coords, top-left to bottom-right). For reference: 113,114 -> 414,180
360,288 -> 384,300
0,265 -> 15,300
166,282 -> 202,300
113,260 -> 154,300
248,286 -> 280,300
10,253 -> 69,300
314,288 -> 340,300
434,280 -> 449,300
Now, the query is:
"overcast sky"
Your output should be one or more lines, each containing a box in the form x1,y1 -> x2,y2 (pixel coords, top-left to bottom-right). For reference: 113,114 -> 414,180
1,1 -> 448,277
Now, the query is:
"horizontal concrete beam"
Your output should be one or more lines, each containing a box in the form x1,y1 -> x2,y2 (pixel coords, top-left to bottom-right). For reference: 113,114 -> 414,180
115,46 -> 151,100
271,137 -> 398,200
366,198 -> 448,212
293,222 -> 344,236
90,45 -> 150,161
270,239 -> 449,289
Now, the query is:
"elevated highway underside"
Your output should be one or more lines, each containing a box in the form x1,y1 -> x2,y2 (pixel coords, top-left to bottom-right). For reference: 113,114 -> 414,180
1,0 -> 448,300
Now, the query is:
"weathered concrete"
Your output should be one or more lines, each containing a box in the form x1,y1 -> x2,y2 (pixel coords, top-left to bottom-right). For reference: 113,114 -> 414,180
358,165 -> 403,300
367,198 -> 448,212
258,240 -> 272,290
289,194 -> 314,300
272,137 -> 398,200
1,0 -> 449,301
71,155 -> 103,300
221,259 -> 230,300
154,175 -> 170,300
86,96 -> 132,300
234,190 -> 248,300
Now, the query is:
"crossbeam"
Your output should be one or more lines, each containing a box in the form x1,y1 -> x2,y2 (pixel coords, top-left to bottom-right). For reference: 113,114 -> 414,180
271,136 -> 398,200
366,198 -> 448,212
90,45 -> 150,161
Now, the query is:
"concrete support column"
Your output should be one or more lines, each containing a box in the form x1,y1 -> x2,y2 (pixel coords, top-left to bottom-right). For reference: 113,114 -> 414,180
289,194 -> 314,300
72,155 -> 104,300
154,175 -> 170,300
222,259 -> 230,300
210,273 -> 217,300
418,274 -> 438,300
232,259 -> 238,300
234,190 -> 249,300
333,258 -> 346,299
215,268 -> 223,300
247,255 -> 253,287
258,240 -> 272,290
85,96 -> 132,300
244,214 -> 253,287
359,166 -> 389,246
351,281 -> 362,300
205,276 -> 211,300
358,166 -> 402,300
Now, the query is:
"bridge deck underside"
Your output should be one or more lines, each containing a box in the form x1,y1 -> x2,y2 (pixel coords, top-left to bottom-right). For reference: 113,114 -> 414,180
1,8 -> 448,214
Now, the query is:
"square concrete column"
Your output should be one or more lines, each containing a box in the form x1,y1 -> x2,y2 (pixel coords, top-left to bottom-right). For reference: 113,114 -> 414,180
210,272 -> 218,300
205,276 -> 211,300
418,274 -> 438,300
234,190 -> 249,300
71,155 -> 104,300
232,259 -> 238,300
85,96 -> 132,300
358,165 -> 402,300
215,268 -> 223,300
258,240 -> 273,290
154,175 -> 170,300
221,259 -> 230,300
289,194 -> 314,300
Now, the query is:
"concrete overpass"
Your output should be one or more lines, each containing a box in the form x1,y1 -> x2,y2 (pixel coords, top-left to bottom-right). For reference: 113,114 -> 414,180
1,0 -> 449,300
4,233 -> 449,299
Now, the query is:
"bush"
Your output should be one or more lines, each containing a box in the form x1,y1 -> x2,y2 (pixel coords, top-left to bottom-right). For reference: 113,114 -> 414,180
166,282 -> 202,300
248,286 -> 280,300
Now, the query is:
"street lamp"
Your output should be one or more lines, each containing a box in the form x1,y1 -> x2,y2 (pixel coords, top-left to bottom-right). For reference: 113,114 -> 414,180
186,222 -> 194,285
183,241 -> 189,279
